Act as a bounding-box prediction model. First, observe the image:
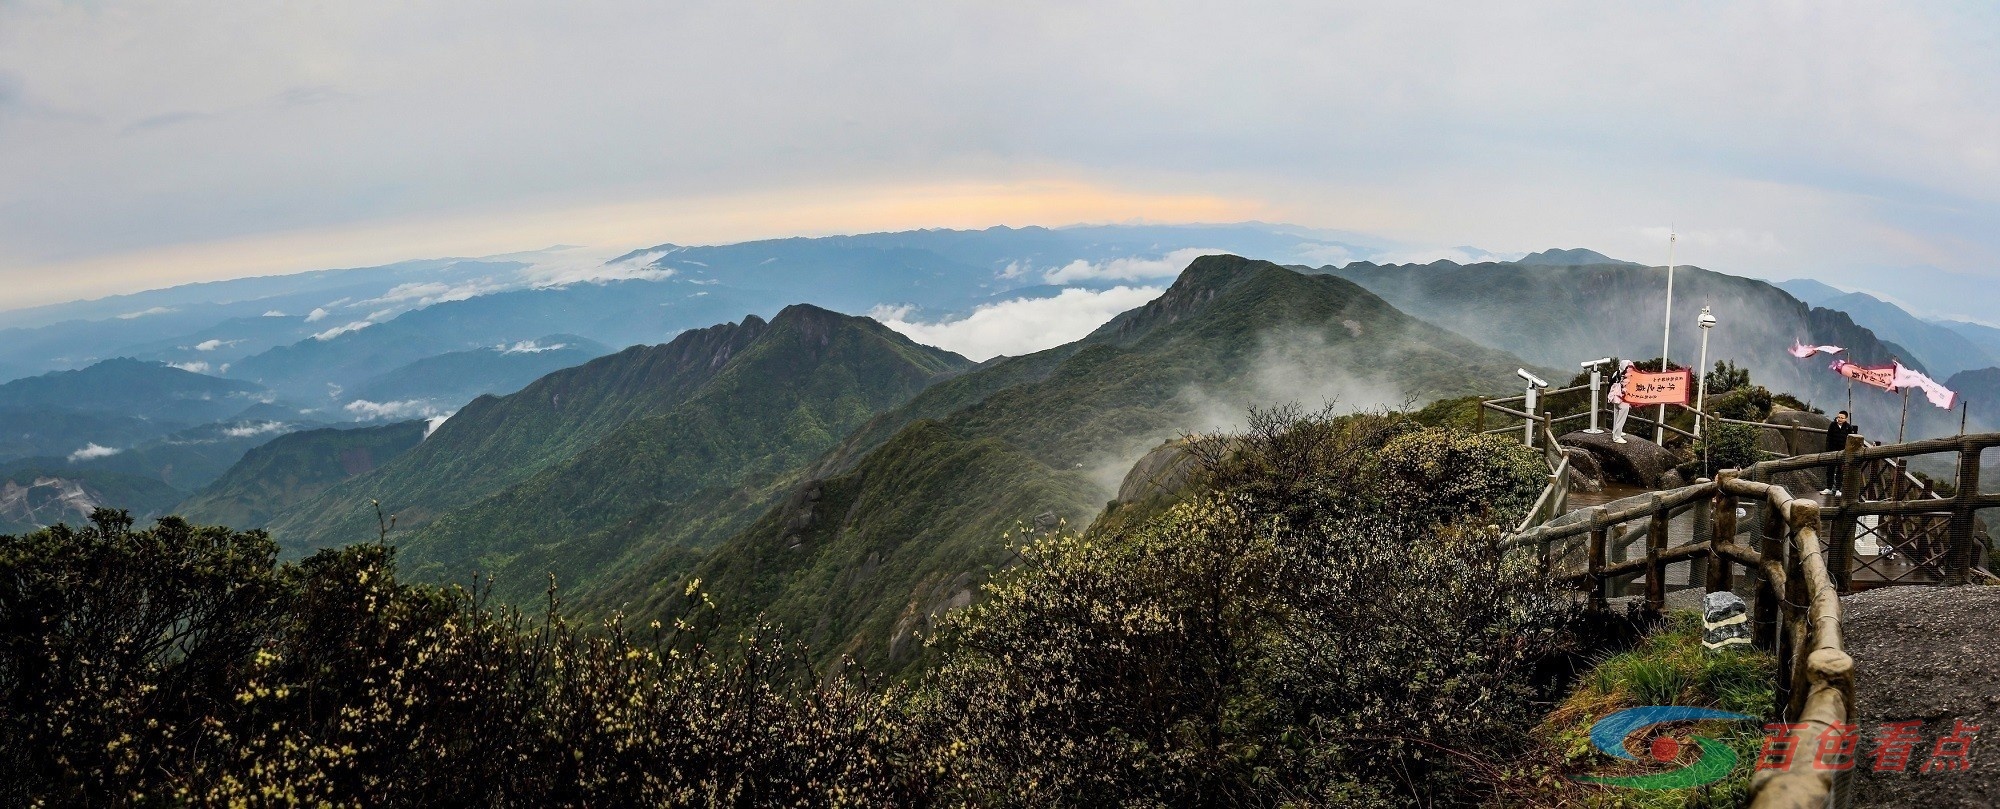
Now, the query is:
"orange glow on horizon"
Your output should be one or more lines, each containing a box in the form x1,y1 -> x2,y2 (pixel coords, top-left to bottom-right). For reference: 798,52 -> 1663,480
4,180 -> 1275,309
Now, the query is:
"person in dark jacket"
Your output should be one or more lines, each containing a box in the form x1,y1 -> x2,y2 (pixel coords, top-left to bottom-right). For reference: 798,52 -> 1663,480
1822,411 -> 1858,495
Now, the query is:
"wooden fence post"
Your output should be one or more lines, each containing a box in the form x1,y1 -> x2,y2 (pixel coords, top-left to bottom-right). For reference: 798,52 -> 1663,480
1646,495 -> 1668,613
1945,439 -> 1983,586
1588,509 -> 1609,613
1829,434 -> 1865,592
1710,471 -> 1739,594
1754,499 -> 1784,650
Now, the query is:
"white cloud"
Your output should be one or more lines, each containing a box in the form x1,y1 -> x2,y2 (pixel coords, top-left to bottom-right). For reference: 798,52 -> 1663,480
498,339 -> 569,354
116,306 -> 173,320
304,307 -> 330,322
871,285 -> 1162,361
193,338 -> 238,351
166,360 -> 211,373
312,320 -> 374,340
359,279 -> 507,308
262,310 -> 286,317
1042,248 -> 1225,284
343,399 -> 441,420
67,443 -> 121,462
424,413 -> 453,438
221,421 -> 288,438
365,308 -> 395,321
520,251 -> 677,287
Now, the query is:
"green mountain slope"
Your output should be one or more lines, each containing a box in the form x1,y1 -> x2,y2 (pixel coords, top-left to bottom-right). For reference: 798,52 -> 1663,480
390,305 -> 972,605
175,420 -> 429,529
586,255 -> 1533,672
265,317 -> 782,552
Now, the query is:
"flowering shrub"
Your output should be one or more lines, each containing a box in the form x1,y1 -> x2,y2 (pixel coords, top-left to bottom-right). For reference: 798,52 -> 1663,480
912,411 -> 1578,807
0,511 -> 916,807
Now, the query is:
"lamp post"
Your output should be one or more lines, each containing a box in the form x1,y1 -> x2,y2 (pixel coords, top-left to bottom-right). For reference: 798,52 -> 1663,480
1695,307 -> 1716,438
1657,231 -> 1677,443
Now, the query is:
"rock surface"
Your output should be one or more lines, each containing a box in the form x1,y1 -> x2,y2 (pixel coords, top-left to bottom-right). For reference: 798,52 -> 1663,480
1559,430 -> 1679,488
1842,585 -> 2000,808
1561,447 -> 1605,492
1766,406 -> 1834,456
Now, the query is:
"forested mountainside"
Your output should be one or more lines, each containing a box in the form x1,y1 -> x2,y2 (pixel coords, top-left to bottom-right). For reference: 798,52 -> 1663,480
580,255 -> 1537,672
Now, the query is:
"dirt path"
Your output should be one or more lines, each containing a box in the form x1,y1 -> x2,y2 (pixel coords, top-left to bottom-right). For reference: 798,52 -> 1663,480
1841,585 -> 2000,807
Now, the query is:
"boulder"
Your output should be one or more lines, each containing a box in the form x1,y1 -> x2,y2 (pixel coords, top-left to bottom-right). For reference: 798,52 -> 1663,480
1567,465 -> 1602,494
1114,435 -> 1233,503
1561,447 -> 1606,492
1767,407 -> 1833,457
1559,430 -> 1680,488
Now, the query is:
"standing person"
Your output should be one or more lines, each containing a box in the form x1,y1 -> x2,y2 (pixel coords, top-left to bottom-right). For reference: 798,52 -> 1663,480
1608,360 -> 1635,444
1822,411 -> 1858,496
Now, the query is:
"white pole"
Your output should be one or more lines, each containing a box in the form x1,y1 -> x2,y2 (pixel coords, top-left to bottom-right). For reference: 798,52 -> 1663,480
1696,320 -> 1712,438
1657,231 -> 1676,443
1524,385 -> 1539,447
1587,365 -> 1605,433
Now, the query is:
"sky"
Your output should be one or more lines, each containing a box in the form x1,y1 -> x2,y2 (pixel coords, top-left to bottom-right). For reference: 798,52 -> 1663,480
4,1 -> 1999,311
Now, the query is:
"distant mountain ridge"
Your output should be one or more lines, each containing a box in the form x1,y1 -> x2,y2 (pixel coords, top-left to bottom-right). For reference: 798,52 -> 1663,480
1514,248 -> 1642,267
1774,281 -> 1998,377
1324,258 -> 1957,436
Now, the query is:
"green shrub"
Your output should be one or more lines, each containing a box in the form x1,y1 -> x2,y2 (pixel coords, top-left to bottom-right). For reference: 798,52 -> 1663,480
913,411 -> 1578,807
1693,422 -> 1763,477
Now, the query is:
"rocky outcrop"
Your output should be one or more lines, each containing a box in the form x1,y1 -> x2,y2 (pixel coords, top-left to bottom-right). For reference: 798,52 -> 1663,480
1114,436 -> 1232,503
1562,447 -> 1606,493
1559,430 -> 1680,488
1765,406 -> 1833,457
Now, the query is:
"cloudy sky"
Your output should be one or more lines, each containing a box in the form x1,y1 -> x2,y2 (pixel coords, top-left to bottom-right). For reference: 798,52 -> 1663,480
3,1 -> 1998,309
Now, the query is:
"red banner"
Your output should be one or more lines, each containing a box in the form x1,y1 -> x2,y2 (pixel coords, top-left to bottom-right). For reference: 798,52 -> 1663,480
1623,368 -> 1692,406
1832,360 -> 1897,392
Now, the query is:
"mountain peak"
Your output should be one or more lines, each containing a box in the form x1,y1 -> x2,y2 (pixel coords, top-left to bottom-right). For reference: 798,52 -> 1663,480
1514,248 -> 1641,267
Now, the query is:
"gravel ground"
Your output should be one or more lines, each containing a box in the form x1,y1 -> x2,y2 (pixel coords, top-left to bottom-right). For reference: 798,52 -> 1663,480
1841,585 -> 2000,808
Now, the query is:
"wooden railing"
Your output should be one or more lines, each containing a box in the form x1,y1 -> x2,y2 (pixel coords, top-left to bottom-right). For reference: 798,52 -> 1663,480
1500,431 -> 2000,807
1512,422 -> 1572,534
1477,389 -> 1699,443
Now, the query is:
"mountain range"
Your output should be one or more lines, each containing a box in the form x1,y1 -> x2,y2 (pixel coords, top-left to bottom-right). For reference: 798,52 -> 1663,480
575,256 -> 1532,671
9,228 -> 1999,678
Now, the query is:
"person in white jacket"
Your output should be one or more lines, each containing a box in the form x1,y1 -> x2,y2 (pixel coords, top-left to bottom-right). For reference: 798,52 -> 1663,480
1608,360 -> 1635,444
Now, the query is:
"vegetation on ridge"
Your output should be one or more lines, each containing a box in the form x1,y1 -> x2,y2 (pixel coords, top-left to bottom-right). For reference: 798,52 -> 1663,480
2,407 -> 1577,807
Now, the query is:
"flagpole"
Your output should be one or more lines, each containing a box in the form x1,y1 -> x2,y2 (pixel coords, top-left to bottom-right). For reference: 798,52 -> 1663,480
1657,231 -> 1676,444
1898,386 -> 1909,444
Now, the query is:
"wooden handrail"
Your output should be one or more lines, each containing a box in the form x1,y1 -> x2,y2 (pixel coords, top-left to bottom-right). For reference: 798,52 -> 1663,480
1497,426 -> 2000,808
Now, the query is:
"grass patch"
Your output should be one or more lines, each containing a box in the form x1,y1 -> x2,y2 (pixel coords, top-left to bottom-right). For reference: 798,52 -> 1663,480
1501,610 -> 1775,808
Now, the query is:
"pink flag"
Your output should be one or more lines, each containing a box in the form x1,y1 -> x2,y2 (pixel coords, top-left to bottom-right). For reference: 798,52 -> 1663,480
1892,362 -> 1958,409
1789,341 -> 1845,358
1832,359 -> 1898,391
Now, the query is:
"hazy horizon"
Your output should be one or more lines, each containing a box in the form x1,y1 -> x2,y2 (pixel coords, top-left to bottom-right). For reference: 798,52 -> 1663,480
4,3 -> 1998,315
